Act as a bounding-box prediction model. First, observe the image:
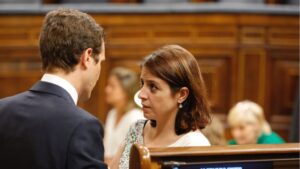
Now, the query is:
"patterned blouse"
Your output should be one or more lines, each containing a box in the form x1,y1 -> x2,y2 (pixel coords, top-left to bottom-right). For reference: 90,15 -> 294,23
119,119 -> 145,169
118,119 -> 210,169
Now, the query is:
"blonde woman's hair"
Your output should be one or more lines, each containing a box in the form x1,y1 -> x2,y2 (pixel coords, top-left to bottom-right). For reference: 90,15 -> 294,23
227,100 -> 271,134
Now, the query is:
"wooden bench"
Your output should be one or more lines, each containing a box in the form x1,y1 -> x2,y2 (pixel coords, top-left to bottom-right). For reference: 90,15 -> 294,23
129,143 -> 300,169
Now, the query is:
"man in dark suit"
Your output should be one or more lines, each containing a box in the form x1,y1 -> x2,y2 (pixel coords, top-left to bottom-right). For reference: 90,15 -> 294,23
0,8 -> 107,169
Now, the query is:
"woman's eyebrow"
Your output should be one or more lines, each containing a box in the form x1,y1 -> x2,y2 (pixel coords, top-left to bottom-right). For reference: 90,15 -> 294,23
144,79 -> 161,88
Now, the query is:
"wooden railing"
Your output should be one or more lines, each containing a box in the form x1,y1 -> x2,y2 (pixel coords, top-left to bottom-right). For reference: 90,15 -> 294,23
130,143 -> 300,169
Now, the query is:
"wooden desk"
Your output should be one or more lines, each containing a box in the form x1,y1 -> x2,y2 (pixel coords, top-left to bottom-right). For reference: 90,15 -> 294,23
130,143 -> 300,169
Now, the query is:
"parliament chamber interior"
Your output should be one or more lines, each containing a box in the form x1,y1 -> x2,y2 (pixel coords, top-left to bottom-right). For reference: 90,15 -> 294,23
0,0 -> 299,168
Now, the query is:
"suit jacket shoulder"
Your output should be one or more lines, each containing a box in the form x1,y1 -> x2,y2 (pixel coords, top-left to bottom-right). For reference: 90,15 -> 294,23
0,81 -> 106,169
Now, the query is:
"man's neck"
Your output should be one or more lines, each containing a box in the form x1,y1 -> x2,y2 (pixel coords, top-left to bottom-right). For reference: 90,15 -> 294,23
41,73 -> 79,105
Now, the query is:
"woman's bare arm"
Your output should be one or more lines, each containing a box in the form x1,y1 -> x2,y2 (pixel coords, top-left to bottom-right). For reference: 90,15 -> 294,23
109,143 -> 125,169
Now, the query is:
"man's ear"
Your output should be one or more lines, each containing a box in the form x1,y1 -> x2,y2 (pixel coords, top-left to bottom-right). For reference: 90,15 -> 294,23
80,48 -> 93,69
177,87 -> 189,104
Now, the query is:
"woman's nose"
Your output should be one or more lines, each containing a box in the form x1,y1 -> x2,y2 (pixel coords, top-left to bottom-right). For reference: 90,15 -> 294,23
138,88 -> 147,100
104,86 -> 110,94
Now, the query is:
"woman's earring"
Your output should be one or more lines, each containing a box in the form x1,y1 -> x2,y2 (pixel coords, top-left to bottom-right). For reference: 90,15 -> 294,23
179,103 -> 183,109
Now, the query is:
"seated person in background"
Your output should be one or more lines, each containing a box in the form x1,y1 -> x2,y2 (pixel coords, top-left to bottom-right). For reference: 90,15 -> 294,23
227,100 -> 285,145
104,67 -> 143,163
110,45 -> 211,169
202,114 -> 227,145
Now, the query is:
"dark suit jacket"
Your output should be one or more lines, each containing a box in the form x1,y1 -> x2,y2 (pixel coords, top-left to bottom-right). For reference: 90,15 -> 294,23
0,81 -> 107,169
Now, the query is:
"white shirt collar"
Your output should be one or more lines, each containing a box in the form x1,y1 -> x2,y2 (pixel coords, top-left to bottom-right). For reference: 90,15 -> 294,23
41,73 -> 78,105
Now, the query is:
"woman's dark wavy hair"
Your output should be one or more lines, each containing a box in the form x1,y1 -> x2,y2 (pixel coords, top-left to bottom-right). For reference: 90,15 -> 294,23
141,45 -> 211,135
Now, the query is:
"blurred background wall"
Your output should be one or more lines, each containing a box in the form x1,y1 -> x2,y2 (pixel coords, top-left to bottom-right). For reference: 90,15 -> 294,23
0,0 -> 298,141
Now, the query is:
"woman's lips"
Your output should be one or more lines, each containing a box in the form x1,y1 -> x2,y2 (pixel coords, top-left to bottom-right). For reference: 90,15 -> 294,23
142,105 -> 150,111
142,104 -> 151,109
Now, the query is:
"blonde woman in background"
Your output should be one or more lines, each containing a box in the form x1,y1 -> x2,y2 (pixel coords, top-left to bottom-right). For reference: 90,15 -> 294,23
228,100 -> 284,145
104,67 -> 144,163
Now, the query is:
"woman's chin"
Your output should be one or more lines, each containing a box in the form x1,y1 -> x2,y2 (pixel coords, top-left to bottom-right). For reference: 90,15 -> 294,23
142,109 -> 152,119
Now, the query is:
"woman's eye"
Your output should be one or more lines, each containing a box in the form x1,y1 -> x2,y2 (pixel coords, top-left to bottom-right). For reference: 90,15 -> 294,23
149,83 -> 157,92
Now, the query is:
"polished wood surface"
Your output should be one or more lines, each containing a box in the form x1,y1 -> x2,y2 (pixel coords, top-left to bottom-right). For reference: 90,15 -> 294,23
130,143 -> 300,169
0,8 -> 298,140
149,143 -> 300,156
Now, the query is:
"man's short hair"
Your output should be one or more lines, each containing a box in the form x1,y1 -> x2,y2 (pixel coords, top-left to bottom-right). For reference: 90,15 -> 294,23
39,8 -> 104,72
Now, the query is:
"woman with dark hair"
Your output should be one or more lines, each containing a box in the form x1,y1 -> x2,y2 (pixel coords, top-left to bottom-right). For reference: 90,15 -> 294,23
110,45 -> 211,169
